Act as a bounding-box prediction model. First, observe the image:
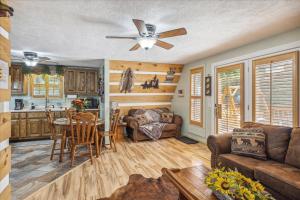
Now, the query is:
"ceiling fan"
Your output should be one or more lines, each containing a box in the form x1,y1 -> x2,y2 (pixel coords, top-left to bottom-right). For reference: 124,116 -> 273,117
12,51 -> 56,67
106,19 -> 187,51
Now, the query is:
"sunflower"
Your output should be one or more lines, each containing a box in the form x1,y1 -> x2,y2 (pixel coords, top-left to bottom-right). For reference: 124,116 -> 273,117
214,177 -> 232,195
252,182 -> 265,192
239,187 -> 255,200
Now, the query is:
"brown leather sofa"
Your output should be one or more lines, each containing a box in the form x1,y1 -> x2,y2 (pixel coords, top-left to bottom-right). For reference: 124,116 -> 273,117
207,122 -> 300,200
124,108 -> 182,142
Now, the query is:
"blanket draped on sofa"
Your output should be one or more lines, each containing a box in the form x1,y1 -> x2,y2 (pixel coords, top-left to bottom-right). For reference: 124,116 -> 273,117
139,122 -> 166,140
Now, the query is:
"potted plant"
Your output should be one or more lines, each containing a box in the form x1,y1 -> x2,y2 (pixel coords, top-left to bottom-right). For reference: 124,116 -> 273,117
205,167 -> 274,200
71,99 -> 87,112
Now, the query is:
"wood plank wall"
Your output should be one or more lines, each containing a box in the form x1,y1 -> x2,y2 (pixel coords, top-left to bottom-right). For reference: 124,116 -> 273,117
109,60 -> 183,116
0,0 -> 12,199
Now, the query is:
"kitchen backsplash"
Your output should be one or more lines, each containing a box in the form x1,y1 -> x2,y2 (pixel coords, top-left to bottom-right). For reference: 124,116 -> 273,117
10,95 -> 99,110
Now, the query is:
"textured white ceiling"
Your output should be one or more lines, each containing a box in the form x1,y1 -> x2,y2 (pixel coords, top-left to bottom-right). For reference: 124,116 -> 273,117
10,0 -> 300,65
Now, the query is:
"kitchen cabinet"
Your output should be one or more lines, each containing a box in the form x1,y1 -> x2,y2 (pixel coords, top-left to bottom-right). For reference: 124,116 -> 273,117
10,109 -> 100,141
87,70 -> 98,95
11,120 -> 19,138
27,119 -> 43,137
64,69 -> 77,93
64,68 -> 98,95
43,119 -> 51,136
76,70 -> 87,94
10,64 -> 27,95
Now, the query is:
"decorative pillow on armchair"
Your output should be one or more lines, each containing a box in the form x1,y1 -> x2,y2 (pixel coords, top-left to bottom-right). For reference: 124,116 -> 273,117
134,114 -> 150,126
160,112 -> 174,123
231,128 -> 267,160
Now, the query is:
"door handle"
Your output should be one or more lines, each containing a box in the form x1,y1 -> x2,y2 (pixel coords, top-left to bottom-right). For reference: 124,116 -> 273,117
216,104 -> 222,119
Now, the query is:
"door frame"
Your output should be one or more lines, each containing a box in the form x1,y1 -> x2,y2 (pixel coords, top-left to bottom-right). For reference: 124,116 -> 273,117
212,62 -> 246,134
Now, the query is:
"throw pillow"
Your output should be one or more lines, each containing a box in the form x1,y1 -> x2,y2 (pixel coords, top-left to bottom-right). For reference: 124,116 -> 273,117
160,112 -> 174,123
242,122 -> 292,162
145,110 -> 161,123
285,127 -> 300,168
231,128 -> 267,160
134,114 -> 149,126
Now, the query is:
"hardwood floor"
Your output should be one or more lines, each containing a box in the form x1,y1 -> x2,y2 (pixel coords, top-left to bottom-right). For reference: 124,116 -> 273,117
23,138 -> 211,200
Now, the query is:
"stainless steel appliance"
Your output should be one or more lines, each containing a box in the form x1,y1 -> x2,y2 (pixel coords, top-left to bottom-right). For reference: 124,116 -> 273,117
82,98 -> 99,109
15,99 -> 24,110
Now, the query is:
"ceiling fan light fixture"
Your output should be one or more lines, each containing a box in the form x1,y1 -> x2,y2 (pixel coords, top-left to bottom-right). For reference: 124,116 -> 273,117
138,37 -> 157,50
24,59 -> 38,67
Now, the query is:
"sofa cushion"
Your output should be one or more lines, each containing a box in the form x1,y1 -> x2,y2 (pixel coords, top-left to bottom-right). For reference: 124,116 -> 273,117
285,127 -> 300,168
162,123 -> 177,131
231,128 -> 266,160
242,122 -> 292,162
134,114 -> 150,126
218,154 -> 275,179
254,163 -> 300,200
160,112 -> 174,123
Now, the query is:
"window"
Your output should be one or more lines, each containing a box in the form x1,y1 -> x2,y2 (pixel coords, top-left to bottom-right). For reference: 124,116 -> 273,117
48,75 -> 62,98
30,74 -> 63,98
252,51 -> 299,127
190,67 -> 204,126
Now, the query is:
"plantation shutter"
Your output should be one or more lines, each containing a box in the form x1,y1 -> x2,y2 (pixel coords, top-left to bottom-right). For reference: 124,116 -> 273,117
216,64 -> 244,134
190,67 -> 203,126
253,51 -> 299,127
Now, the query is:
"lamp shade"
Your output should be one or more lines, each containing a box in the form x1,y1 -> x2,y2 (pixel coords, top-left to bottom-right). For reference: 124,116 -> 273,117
138,38 -> 157,50
25,60 -> 38,67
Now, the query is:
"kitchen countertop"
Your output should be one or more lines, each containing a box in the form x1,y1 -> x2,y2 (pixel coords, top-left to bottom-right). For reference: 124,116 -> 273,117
10,108 -> 100,113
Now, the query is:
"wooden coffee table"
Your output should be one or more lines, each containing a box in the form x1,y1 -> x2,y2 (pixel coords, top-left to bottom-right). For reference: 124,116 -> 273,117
162,165 -> 216,200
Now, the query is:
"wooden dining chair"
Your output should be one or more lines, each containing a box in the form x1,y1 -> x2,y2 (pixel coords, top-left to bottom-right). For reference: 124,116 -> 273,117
45,109 -> 61,160
69,112 -> 98,167
65,107 -> 76,118
99,109 -> 120,153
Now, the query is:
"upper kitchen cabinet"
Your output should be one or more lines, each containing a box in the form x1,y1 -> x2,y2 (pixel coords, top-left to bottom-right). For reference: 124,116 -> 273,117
64,69 -> 76,93
76,70 -> 87,94
86,70 -> 98,95
10,64 -> 28,95
64,68 -> 98,95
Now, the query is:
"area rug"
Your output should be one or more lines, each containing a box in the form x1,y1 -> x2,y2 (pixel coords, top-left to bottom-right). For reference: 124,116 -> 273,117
176,136 -> 198,144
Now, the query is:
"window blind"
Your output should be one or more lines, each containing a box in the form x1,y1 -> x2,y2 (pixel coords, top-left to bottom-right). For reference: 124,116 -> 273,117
190,67 -> 203,126
216,64 -> 244,134
253,51 -> 299,127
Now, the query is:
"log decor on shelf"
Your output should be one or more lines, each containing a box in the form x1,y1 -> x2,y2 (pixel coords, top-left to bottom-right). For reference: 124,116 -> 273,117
0,0 -> 13,17
98,174 -> 179,200
119,67 -> 134,93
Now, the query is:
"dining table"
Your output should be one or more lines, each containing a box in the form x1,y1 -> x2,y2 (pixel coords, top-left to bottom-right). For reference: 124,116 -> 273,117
53,117 -> 104,162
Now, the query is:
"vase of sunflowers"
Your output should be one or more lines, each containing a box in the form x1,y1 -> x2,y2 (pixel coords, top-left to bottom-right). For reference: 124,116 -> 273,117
205,167 -> 275,200
71,99 -> 87,112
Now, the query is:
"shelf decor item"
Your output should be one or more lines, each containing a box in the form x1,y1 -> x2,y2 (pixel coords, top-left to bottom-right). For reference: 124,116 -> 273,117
205,167 -> 274,200
165,67 -> 176,83
177,89 -> 184,97
71,99 -> 87,112
205,75 -> 212,96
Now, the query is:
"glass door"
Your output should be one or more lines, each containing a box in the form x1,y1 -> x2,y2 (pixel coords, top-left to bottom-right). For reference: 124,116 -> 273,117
216,63 -> 244,134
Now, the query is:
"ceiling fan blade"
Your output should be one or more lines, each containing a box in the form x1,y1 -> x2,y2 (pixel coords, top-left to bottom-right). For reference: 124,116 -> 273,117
132,19 -> 148,36
155,40 -> 174,50
39,60 -> 58,64
158,28 -> 187,39
106,36 -> 137,39
39,56 -> 50,61
129,43 -> 140,51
